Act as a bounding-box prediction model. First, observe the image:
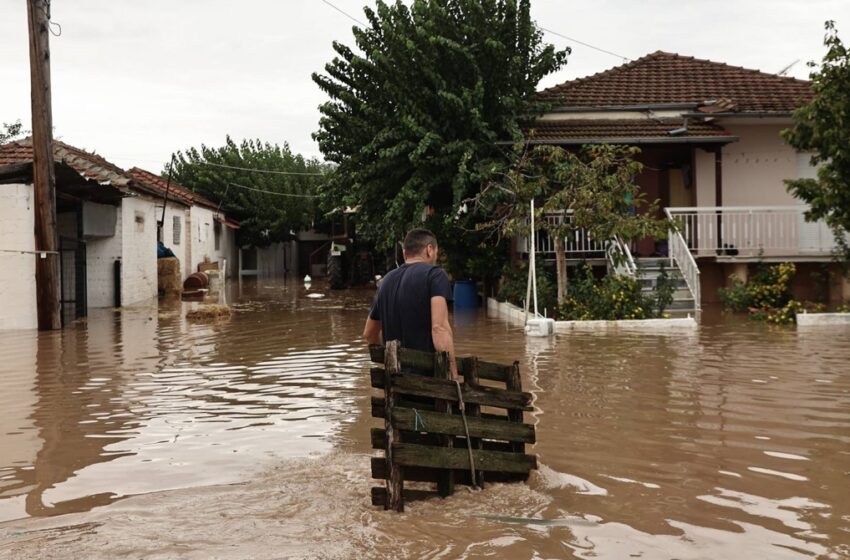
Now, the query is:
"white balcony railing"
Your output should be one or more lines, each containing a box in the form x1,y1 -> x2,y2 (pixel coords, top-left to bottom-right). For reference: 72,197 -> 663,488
517,212 -> 607,257
665,206 -> 841,258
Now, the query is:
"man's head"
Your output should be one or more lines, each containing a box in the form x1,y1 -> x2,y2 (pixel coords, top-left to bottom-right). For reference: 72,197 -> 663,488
403,228 -> 439,264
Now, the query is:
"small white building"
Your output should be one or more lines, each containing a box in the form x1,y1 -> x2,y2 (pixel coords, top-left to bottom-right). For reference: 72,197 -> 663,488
127,168 -> 239,280
0,140 -> 238,331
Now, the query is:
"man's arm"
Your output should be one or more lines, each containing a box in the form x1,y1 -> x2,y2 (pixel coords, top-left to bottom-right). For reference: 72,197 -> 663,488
430,296 -> 458,379
363,317 -> 382,346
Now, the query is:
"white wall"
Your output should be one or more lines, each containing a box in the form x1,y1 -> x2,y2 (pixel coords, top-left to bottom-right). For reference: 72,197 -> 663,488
86,202 -> 123,308
120,195 -> 158,306
189,205 -> 236,277
155,201 -> 190,279
0,184 -> 37,330
719,124 -> 803,207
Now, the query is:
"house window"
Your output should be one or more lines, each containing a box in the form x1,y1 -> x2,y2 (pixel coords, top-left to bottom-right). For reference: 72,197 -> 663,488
173,215 -> 181,245
214,221 -> 222,251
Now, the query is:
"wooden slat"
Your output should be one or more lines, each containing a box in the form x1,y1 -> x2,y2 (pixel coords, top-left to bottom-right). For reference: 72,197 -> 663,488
391,407 -> 535,443
371,487 -> 438,507
371,429 -> 519,453
389,373 -> 533,411
434,351 -> 454,498
393,443 -> 537,474
372,346 -> 510,382
465,357 -> 484,488
384,341 -> 403,512
371,457 -> 527,485
505,361 -> 526,456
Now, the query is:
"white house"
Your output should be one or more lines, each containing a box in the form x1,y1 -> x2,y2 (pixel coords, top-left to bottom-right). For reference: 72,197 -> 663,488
0,139 -> 239,331
127,167 -> 239,280
521,51 -> 849,308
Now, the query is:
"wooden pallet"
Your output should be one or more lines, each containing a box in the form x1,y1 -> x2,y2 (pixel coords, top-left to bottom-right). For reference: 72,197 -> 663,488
369,340 -> 536,512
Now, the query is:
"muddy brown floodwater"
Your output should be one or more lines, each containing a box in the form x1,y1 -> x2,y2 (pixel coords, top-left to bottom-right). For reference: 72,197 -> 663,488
1,280 -> 849,559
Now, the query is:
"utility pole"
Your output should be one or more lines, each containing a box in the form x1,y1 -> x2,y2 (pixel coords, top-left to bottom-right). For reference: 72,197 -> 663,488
27,0 -> 61,330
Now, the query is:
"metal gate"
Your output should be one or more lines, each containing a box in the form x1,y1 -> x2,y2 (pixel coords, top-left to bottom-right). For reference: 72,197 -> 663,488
59,237 -> 87,326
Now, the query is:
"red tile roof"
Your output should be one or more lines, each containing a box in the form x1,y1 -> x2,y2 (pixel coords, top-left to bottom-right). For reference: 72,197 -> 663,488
0,137 -> 132,188
126,167 -> 219,210
525,118 -> 734,144
538,51 -> 813,113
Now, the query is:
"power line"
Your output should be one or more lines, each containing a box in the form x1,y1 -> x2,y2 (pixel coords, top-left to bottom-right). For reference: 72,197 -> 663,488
229,182 -> 319,198
540,27 -> 631,62
320,0 -> 366,27
197,161 -> 325,176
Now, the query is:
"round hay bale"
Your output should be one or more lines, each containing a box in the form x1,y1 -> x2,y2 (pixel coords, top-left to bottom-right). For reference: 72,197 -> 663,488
186,304 -> 232,321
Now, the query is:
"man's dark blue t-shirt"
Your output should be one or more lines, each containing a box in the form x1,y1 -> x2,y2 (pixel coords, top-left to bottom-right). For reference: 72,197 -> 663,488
369,262 -> 452,353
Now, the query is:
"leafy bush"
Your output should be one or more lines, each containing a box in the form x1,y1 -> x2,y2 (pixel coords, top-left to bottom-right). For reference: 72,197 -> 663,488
559,262 -> 656,321
719,262 -> 796,312
652,262 -> 676,318
497,261 -> 557,317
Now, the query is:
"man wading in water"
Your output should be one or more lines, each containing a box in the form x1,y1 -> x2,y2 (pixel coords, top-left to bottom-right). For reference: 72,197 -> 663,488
363,229 -> 458,379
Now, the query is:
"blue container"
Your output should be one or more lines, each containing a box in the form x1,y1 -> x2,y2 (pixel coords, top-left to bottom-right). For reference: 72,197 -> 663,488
453,280 -> 478,309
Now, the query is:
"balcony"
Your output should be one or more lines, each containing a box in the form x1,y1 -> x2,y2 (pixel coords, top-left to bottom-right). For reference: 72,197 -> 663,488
666,206 -> 842,260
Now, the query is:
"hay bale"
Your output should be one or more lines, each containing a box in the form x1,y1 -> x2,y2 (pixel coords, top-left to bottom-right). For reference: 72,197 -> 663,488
158,257 -> 182,295
186,304 -> 232,321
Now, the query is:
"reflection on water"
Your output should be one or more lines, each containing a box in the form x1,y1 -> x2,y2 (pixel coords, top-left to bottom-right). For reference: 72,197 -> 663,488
1,280 -> 849,559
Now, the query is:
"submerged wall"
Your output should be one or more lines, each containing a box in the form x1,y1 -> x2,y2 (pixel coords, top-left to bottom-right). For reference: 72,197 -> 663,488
0,183 -> 37,330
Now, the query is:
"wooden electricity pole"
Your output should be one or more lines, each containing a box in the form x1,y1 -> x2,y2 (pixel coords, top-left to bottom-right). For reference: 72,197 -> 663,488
27,0 -> 61,330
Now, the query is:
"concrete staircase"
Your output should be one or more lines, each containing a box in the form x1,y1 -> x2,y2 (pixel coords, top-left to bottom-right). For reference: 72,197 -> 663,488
634,258 -> 697,317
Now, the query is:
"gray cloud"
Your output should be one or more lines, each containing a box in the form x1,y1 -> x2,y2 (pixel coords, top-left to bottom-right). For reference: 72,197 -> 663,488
1,0 -> 846,171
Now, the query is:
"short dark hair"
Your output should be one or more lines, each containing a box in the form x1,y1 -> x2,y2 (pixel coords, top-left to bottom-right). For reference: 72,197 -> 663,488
403,228 -> 438,255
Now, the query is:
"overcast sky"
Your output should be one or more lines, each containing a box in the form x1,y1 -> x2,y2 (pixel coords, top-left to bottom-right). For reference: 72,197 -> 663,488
1,0 -> 846,172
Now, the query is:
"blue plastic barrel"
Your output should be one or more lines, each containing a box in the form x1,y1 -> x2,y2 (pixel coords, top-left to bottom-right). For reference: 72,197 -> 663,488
453,280 -> 478,309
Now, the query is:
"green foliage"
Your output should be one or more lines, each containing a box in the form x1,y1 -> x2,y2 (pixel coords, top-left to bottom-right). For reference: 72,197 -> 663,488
440,229 -> 507,282
169,137 -> 327,248
312,0 -> 567,249
0,120 -> 25,144
653,262 -> 676,319
783,21 -> 850,254
497,260 -> 557,316
477,143 -> 667,243
559,263 -> 654,321
719,262 -> 796,312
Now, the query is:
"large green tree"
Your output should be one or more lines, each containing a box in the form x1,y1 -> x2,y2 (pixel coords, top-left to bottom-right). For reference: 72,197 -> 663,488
475,143 -> 666,304
783,21 -> 850,251
312,0 -> 567,249
169,137 -> 326,248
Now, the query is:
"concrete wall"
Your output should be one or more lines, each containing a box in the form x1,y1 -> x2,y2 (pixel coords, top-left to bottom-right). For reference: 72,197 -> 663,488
0,184 -> 37,330
120,195 -> 158,306
155,202 -> 190,278
85,201 -> 123,308
720,124 -> 804,207
189,206 -> 236,277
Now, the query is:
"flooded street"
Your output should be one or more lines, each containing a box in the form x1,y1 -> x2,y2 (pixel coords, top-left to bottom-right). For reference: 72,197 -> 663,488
1,281 -> 849,559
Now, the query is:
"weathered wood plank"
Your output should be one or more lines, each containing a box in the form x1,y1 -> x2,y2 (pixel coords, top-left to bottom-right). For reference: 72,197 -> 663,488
371,487 -> 438,507
391,407 -> 535,443
384,341 -> 403,512
371,345 -> 510,382
433,351 -> 454,498
390,373 -> 533,411
371,457 -> 527,485
372,430 -> 519,453
393,443 -> 537,474
505,361 -> 526,456
372,396 -> 438,419
465,357 -> 484,488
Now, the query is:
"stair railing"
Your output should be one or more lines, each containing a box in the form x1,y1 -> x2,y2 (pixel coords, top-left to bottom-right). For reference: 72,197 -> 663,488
664,208 -> 701,311
606,235 -> 637,277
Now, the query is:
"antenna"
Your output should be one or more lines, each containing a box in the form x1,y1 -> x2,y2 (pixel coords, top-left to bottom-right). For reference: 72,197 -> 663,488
777,59 -> 800,76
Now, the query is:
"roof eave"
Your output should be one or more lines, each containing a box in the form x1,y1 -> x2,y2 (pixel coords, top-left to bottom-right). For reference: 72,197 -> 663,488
502,136 -> 739,146
547,103 -> 699,113
684,111 -> 794,118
